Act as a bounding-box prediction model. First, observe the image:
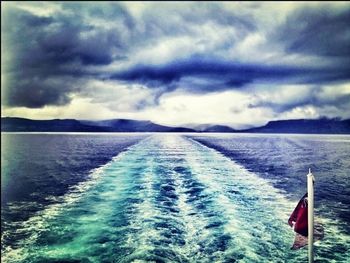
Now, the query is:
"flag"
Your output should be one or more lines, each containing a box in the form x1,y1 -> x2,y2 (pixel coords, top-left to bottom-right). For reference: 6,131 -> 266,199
288,193 -> 308,249
289,193 -> 308,236
288,193 -> 324,250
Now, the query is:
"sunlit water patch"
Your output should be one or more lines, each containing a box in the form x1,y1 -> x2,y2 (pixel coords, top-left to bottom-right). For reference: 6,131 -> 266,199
2,134 -> 349,262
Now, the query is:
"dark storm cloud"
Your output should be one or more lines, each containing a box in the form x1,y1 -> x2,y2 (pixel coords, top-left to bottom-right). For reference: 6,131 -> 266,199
1,2 -> 258,108
2,2 -> 350,113
276,5 -> 350,58
111,57 -> 350,92
3,66 -> 99,108
2,3 -> 129,68
5,76 -> 74,108
111,59 -> 294,88
2,3 -> 132,108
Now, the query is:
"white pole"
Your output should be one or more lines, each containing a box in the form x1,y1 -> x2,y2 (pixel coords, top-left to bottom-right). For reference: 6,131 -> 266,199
307,168 -> 314,263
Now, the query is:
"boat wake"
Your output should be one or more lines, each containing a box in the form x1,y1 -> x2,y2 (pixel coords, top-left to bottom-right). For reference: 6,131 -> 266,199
3,134 -> 347,262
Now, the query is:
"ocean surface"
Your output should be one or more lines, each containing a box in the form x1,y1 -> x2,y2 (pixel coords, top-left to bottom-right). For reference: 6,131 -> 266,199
1,133 -> 349,262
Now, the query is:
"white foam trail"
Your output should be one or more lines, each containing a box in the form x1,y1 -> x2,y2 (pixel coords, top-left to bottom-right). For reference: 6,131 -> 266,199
1,140 -> 146,263
187,136 -> 350,262
119,135 -> 299,261
173,137 -> 297,261
3,134 -> 349,262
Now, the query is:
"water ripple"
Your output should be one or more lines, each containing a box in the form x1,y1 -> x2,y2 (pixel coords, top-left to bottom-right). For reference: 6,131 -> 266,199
2,134 -> 348,262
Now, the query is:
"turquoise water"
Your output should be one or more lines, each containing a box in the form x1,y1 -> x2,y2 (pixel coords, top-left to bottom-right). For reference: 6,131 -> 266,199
1,134 -> 350,262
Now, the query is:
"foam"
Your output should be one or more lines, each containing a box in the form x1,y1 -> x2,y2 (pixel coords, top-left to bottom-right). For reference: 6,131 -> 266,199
2,134 -> 349,262
1,141 -> 144,262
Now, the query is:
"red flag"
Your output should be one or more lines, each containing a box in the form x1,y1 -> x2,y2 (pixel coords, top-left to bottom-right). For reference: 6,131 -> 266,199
288,193 -> 308,249
288,193 -> 308,237
288,193 -> 324,250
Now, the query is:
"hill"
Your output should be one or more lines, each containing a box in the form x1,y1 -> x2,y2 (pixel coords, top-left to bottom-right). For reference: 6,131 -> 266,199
243,119 -> 350,134
2,117 -> 349,134
1,117 -> 195,132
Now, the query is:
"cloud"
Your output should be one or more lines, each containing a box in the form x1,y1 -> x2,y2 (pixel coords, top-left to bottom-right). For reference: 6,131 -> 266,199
275,4 -> 350,58
1,2 -> 132,108
1,2 -> 350,126
79,79 -> 162,112
111,57 -> 350,93
248,83 -> 350,115
2,73 -> 86,108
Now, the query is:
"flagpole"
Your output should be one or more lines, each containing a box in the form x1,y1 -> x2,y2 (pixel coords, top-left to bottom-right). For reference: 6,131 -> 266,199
307,168 -> 314,263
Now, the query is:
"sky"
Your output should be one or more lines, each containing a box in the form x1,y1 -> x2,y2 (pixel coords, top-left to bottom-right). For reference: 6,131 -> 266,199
1,1 -> 350,129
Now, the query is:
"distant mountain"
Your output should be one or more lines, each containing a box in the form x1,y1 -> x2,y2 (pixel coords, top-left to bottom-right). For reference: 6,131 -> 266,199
168,127 -> 196,132
203,125 -> 237,133
82,119 -> 196,132
1,117 -> 195,132
188,123 -> 237,132
243,118 -> 350,134
1,117 -> 349,134
1,117 -> 108,132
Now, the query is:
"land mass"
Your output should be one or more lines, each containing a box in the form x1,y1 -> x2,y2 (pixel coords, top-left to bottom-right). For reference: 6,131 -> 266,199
240,118 -> 350,134
0,117 -> 195,133
1,117 -> 350,134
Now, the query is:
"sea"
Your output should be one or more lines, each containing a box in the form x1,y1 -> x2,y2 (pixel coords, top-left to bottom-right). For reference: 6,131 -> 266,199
1,133 -> 350,263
